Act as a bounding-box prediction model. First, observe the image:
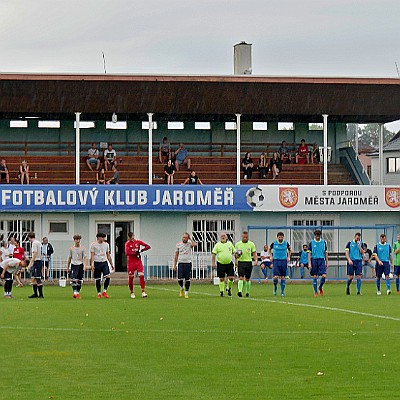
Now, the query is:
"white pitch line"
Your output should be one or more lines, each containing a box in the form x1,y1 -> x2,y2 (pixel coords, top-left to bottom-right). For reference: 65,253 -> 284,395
148,286 -> 400,322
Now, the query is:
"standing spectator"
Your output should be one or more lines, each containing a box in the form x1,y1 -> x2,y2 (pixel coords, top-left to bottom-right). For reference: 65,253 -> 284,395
182,170 -> 203,185
86,143 -> 100,171
96,167 -> 106,184
296,139 -> 310,164
311,143 -> 320,164
159,136 -> 171,164
270,151 -> 282,180
164,159 -> 175,185
0,240 -> 9,262
103,143 -> 117,171
174,143 -> 191,171
0,159 -> 10,183
242,152 -> 254,179
258,152 -> 269,178
362,243 -> 375,278
7,236 -> 17,255
41,237 -> 54,280
278,141 -> 292,164
19,160 -> 30,184
106,165 -> 120,185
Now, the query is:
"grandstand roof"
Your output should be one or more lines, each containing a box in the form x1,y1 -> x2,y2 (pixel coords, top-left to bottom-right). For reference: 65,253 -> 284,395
0,73 -> 399,123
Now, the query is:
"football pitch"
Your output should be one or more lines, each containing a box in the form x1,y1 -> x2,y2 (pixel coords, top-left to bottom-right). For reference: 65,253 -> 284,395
2,282 -> 400,400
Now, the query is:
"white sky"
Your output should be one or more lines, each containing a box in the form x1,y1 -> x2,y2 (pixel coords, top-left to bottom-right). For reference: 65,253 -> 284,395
0,0 -> 399,131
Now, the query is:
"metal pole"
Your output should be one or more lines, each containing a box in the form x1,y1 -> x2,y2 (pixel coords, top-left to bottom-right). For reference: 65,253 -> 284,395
354,123 -> 359,159
378,123 -> 384,185
236,114 -> 241,185
75,112 -> 81,185
322,114 -> 328,186
148,113 -> 153,185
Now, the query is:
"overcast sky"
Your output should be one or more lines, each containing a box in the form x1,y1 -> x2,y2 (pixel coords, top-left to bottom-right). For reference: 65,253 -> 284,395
1,0 -> 399,129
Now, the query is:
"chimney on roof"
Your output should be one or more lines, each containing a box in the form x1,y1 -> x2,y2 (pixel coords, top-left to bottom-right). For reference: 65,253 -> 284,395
233,41 -> 252,75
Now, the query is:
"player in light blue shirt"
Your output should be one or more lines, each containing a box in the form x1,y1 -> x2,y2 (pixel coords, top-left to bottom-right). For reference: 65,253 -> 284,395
373,233 -> 393,296
345,232 -> 364,296
308,230 -> 328,297
270,232 -> 291,297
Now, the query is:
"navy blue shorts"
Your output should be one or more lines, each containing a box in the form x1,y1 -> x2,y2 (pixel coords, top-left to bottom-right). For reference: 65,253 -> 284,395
70,264 -> 84,282
178,262 -> 192,281
30,260 -> 43,279
93,261 -> 110,279
261,261 -> 272,269
347,259 -> 363,276
237,261 -> 253,279
310,259 -> 326,276
394,266 -> 400,276
376,261 -> 390,278
216,262 -> 234,278
299,263 -> 308,268
273,259 -> 287,277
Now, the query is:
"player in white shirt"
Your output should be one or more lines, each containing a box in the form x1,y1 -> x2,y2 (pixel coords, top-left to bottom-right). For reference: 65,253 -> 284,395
67,234 -> 87,299
90,232 -> 114,298
0,257 -> 28,298
27,232 -> 44,298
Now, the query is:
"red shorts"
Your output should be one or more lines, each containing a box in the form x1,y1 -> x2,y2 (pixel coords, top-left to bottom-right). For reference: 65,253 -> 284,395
128,263 -> 144,275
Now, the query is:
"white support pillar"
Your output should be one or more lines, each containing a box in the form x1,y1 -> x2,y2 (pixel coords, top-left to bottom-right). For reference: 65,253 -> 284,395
75,112 -> 81,185
322,114 -> 329,186
235,114 -> 241,185
354,123 -> 359,159
147,113 -> 153,185
378,123 -> 384,185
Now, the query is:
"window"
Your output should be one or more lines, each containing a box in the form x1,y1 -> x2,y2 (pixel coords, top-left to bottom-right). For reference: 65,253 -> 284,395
195,122 -> 211,130
225,122 -> 237,130
10,120 -> 28,128
278,122 -> 294,130
253,122 -> 268,131
74,121 -> 95,129
38,120 -> 61,128
106,121 -> 127,130
142,121 -> 158,130
1,219 -> 36,255
309,123 -> 324,130
49,221 -> 68,233
387,157 -> 400,173
167,121 -> 184,130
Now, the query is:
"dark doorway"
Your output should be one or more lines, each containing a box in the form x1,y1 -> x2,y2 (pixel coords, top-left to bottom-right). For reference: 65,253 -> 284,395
115,222 -> 130,272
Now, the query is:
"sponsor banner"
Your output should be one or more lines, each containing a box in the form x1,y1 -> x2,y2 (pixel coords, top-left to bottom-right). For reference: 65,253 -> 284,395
0,185 -> 398,212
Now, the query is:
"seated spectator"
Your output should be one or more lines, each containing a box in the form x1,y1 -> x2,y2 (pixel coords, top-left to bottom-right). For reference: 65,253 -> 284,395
159,137 -> 171,164
270,151 -> 282,180
258,152 -> 269,178
19,160 -> 30,184
311,143 -> 320,164
106,165 -> 120,185
174,143 -> 191,171
242,152 -> 254,179
278,141 -> 292,164
104,144 -> 117,171
164,159 -> 175,185
183,170 -> 203,185
0,159 -> 9,183
86,143 -> 100,171
96,167 -> 106,184
296,139 -> 309,164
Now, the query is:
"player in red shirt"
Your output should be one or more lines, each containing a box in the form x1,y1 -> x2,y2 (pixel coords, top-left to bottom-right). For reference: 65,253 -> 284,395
296,139 -> 309,164
12,239 -> 25,287
125,232 -> 151,298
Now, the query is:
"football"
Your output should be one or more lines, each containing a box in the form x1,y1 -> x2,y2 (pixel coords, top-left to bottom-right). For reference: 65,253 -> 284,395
246,187 -> 264,208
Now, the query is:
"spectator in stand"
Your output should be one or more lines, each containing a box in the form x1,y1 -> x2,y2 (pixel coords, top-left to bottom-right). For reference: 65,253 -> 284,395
270,151 -> 282,180
159,137 -> 171,164
0,159 -> 10,184
96,167 -> 106,184
183,170 -> 203,185
258,152 -> 269,178
311,143 -> 320,164
86,143 -> 100,171
174,143 -> 191,171
106,165 -> 120,185
19,160 -> 30,184
104,143 -> 117,171
278,141 -> 292,164
296,139 -> 310,164
242,152 -> 254,180
41,237 -> 54,280
164,159 -> 175,185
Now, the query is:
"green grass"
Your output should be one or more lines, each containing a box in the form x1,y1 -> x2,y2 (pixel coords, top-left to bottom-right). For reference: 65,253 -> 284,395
2,281 -> 400,400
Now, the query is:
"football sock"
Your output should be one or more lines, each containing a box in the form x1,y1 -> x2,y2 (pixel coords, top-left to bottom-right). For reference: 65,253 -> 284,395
356,278 -> 361,293
95,280 -> 101,294
178,279 -> 184,289
346,279 -> 352,289
376,279 -> 381,291
71,282 -> 76,293
139,275 -> 145,291
246,280 -> 251,294
261,268 -> 268,278
280,279 -> 286,294
312,278 -> 318,293
238,279 -> 244,293
77,283 -> 81,293
128,276 -> 134,292
273,279 -> 278,291
386,278 -> 391,291
300,267 -> 304,278
185,280 -> 190,291
38,285 -> 43,296
5,280 -> 12,293
219,281 -> 225,293
227,279 -> 234,289
396,277 -> 400,291
319,277 -> 326,289
33,284 -> 38,296
104,277 -> 110,291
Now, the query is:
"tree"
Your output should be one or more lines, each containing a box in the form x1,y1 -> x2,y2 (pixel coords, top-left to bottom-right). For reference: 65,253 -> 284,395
347,123 -> 394,148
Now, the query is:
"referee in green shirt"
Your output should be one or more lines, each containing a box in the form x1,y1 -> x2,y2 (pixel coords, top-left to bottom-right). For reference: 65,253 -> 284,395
235,231 -> 257,297
212,232 -> 235,297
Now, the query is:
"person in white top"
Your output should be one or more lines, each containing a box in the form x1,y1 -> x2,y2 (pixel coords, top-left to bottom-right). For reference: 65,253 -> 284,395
103,144 -> 117,171
27,232 -> 44,298
173,232 -> 197,298
90,232 -> 114,298
0,257 -> 28,298
0,240 -> 10,262
7,236 -> 17,255
67,234 -> 87,299
260,245 -> 272,279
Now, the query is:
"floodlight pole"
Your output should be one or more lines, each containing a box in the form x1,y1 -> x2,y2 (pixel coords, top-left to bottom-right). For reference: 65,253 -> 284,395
322,114 -> 328,186
378,123 -> 384,184
75,112 -> 81,185
148,113 -> 153,185
236,113 -> 241,185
